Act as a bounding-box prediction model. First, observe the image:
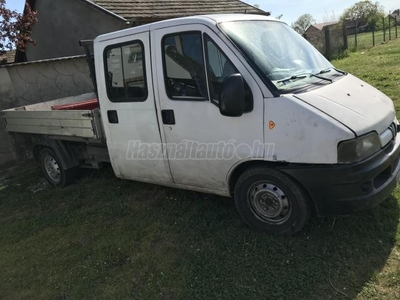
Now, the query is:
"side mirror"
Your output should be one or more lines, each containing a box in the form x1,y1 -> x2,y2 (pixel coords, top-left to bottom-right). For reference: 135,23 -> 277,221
220,74 -> 245,117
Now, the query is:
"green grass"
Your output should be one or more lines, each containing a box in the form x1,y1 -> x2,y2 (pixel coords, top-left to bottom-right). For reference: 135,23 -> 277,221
347,26 -> 399,50
1,39 -> 400,300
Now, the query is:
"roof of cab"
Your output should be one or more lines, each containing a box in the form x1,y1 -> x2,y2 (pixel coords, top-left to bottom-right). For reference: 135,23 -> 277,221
94,14 -> 281,43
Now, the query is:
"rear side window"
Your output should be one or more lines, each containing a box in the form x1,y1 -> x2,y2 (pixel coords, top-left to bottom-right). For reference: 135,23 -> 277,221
162,32 -> 208,100
104,41 -> 147,102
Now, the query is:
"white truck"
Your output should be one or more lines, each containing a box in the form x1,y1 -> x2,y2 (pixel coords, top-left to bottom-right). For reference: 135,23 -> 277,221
2,14 -> 400,235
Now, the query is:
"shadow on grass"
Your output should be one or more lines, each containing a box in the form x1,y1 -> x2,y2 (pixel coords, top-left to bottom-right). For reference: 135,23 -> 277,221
0,168 -> 398,300
178,195 -> 399,300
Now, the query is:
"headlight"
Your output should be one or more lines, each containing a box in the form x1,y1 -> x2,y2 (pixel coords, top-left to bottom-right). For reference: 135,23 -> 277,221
338,132 -> 381,163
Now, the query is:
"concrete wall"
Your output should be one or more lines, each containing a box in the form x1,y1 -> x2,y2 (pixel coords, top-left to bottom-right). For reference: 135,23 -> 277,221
0,57 -> 93,176
26,0 -> 126,61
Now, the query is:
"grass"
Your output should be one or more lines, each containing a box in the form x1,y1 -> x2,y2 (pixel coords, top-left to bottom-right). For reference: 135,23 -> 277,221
1,39 -> 400,300
347,26 -> 399,50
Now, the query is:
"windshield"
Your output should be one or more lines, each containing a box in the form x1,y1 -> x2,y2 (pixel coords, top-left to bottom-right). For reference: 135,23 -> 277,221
220,20 -> 338,93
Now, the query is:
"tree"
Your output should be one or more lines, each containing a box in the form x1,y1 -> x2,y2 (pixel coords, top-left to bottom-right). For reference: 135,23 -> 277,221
0,0 -> 37,54
340,0 -> 384,29
322,10 -> 338,22
291,14 -> 316,35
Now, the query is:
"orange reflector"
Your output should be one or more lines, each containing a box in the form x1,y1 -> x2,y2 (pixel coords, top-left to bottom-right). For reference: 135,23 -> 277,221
269,121 -> 275,130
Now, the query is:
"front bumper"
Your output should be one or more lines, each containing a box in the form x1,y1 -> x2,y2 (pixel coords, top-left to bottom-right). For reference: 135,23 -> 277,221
280,137 -> 400,216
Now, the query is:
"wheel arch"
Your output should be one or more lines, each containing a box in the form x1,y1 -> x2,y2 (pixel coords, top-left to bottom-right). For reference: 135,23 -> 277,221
33,138 -> 79,170
227,160 -> 317,213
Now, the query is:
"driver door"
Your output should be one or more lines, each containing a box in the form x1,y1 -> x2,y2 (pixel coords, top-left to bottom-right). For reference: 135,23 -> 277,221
152,25 -> 265,192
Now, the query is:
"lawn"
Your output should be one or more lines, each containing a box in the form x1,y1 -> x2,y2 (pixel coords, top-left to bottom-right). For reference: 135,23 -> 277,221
1,39 -> 400,300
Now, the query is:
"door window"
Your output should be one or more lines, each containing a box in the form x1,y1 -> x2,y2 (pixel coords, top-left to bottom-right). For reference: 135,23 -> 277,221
162,32 -> 208,100
104,41 -> 147,102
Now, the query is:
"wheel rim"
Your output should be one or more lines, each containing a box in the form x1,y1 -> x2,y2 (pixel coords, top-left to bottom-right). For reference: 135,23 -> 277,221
44,155 -> 61,183
248,182 -> 292,224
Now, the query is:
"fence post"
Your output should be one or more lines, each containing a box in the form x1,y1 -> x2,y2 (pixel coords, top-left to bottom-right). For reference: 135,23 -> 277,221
389,16 -> 391,40
372,28 -> 375,46
396,16 -> 398,39
383,16 -> 386,42
355,21 -> 358,50
324,26 -> 331,60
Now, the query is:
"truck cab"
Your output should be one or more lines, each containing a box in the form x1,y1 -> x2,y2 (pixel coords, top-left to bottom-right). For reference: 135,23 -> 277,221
3,14 -> 400,235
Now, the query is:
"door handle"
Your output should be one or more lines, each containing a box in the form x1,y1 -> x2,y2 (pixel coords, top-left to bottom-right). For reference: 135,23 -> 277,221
107,110 -> 119,124
161,110 -> 175,125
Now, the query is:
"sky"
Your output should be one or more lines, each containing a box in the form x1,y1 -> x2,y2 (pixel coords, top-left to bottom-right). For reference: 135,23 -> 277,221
249,0 -> 400,24
7,0 -> 400,24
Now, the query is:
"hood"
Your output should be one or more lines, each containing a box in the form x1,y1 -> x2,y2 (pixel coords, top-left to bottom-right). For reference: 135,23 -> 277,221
294,74 -> 395,136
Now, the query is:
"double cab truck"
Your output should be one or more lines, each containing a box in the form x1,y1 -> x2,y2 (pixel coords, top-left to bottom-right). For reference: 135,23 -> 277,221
2,14 -> 400,235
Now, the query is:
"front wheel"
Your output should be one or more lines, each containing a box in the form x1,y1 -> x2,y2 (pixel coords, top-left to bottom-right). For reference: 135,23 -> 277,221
234,167 -> 311,235
39,148 -> 77,187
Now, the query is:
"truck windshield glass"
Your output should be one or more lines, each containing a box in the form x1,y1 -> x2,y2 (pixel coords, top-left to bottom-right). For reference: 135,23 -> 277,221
220,20 -> 337,92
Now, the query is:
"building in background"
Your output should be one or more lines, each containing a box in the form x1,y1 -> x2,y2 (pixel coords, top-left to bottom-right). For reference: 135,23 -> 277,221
304,21 -> 339,38
391,9 -> 400,25
303,22 -> 340,56
16,0 -> 269,62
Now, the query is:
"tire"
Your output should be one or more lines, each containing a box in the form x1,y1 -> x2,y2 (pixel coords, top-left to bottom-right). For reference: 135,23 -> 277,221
234,167 -> 311,235
39,148 -> 77,187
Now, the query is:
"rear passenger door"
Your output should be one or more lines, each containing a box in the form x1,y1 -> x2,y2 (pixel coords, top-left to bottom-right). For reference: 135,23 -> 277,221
96,31 -> 173,184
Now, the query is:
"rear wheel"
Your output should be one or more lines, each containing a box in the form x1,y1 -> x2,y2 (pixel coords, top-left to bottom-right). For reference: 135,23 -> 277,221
234,167 -> 311,235
39,148 -> 76,187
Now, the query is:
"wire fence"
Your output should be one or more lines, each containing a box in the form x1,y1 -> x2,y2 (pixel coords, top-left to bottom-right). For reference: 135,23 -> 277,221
347,16 -> 399,51
304,15 -> 399,60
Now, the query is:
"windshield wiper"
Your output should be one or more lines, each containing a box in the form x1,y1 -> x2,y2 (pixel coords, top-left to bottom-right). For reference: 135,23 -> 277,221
317,67 -> 347,76
311,73 -> 333,83
333,67 -> 347,75
277,72 -> 332,84
276,74 -> 308,84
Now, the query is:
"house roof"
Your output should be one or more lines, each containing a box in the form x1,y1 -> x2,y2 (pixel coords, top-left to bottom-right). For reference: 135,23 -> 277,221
89,0 -> 269,20
0,50 -> 16,64
96,14 -> 280,42
309,21 -> 339,31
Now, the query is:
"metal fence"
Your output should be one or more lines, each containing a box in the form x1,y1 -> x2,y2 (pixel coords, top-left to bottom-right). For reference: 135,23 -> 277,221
347,16 -> 399,50
304,15 -> 399,60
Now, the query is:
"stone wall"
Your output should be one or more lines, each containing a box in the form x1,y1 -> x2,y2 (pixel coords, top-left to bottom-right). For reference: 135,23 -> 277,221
0,56 -> 93,177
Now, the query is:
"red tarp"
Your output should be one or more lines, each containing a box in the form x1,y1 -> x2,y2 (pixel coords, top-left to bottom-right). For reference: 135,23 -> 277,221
52,99 -> 99,111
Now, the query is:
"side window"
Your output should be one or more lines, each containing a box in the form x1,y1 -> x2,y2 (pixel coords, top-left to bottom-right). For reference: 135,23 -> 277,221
162,32 -> 208,100
105,41 -> 147,102
204,34 -> 253,112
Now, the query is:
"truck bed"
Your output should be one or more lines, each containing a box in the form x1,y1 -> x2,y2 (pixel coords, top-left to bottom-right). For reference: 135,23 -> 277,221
1,93 -> 104,140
